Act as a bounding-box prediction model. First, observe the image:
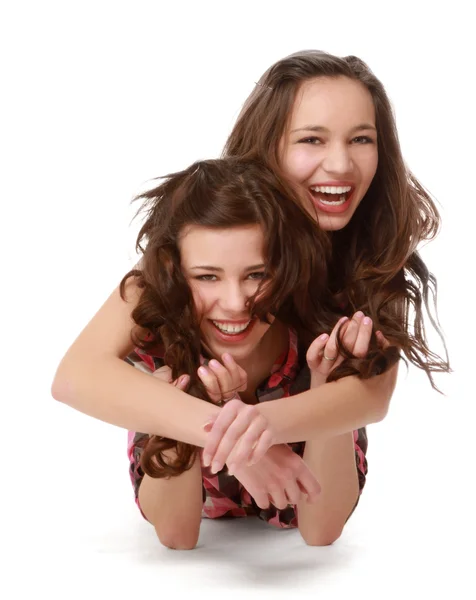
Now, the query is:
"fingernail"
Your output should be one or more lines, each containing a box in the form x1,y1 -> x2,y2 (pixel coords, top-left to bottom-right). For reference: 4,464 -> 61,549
202,421 -> 213,432
363,317 -> 372,325
319,334 -> 329,340
340,316 -> 349,323
354,311 -> 364,318
223,353 -> 233,363
198,367 -> 207,375
227,464 -> 235,475
211,461 -> 221,473
209,360 -> 220,368
202,454 -> 210,466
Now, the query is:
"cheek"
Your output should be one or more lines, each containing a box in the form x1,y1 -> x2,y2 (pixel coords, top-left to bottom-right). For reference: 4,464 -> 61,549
282,146 -> 318,182
360,148 -> 378,184
189,284 -> 209,318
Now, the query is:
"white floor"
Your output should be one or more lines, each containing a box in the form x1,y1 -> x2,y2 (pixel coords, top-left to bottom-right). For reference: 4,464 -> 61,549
5,362 -> 474,600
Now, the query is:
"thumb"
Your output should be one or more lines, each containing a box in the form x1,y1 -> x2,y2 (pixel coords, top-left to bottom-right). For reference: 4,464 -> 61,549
306,334 -> 329,369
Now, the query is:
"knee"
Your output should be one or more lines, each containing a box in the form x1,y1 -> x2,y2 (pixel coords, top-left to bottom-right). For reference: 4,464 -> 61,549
299,526 -> 343,547
155,523 -> 200,550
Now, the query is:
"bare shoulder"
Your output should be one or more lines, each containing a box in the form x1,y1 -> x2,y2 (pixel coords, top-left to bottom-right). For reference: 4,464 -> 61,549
63,273 -> 146,362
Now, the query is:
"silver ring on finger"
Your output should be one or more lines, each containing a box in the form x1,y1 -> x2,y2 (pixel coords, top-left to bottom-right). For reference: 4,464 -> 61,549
222,391 -> 241,404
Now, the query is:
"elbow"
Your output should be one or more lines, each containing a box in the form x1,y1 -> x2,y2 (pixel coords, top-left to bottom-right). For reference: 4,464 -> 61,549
299,525 -> 343,547
373,397 -> 390,423
51,360 -> 76,404
51,371 -> 69,403
370,364 -> 398,423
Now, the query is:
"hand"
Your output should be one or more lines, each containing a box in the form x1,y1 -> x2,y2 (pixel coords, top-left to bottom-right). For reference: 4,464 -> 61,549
197,353 -> 247,405
306,311 -> 377,387
202,398 -> 275,475
232,444 -> 321,509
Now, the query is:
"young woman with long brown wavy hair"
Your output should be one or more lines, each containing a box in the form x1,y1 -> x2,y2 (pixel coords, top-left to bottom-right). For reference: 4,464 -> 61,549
203,47 -> 449,476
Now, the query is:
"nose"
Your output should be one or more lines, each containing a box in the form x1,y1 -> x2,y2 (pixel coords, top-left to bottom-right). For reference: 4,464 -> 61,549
219,281 -> 249,314
322,142 -> 353,175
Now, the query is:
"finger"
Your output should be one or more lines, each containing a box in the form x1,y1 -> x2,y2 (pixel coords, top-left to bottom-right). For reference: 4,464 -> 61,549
247,428 -> 275,467
320,316 -> 348,369
353,316 -> 373,357
226,415 -> 273,473
376,330 -> 390,349
197,366 -> 222,403
253,492 -> 271,510
222,353 -> 248,392
341,311 -> 364,354
296,469 -> 322,503
201,399 -> 242,467
152,365 -> 173,383
207,359 -> 234,398
327,316 -> 349,355
269,485 -> 288,510
173,374 -> 190,391
211,407 -> 265,474
306,333 -> 329,370
283,477 -> 302,506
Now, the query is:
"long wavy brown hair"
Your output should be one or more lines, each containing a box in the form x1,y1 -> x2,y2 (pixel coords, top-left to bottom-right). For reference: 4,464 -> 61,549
120,158 -> 399,478
222,49 -> 450,389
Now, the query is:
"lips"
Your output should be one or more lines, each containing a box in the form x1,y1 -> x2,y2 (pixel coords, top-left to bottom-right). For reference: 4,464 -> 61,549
308,186 -> 355,214
208,318 -> 257,343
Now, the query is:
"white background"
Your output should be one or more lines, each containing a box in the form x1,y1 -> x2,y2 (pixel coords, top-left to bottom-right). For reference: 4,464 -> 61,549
1,1 -> 475,598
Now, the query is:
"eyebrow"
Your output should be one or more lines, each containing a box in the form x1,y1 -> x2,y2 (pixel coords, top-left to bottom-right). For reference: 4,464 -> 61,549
290,123 -> 377,134
190,264 -> 265,272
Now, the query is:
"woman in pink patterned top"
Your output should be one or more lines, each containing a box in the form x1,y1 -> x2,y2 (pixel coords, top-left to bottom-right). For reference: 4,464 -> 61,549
113,157 -> 397,548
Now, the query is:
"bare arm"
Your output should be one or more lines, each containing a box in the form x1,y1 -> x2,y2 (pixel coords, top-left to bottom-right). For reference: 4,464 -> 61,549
259,365 -> 398,445
51,279 -> 220,447
204,316 -> 399,470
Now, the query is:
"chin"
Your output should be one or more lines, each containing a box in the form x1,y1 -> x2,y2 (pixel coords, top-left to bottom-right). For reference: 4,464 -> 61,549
316,216 -> 351,231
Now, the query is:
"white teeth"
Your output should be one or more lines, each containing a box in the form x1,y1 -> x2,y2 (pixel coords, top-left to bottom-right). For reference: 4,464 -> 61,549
310,185 -> 352,194
212,320 -> 250,334
320,195 -> 347,206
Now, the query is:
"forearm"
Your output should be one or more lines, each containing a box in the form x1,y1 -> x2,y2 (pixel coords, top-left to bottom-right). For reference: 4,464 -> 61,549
259,366 -> 397,444
51,354 -> 220,447
296,434 -> 360,545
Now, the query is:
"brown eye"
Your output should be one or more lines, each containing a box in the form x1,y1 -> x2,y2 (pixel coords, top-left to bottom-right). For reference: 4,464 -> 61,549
195,274 -> 217,281
298,137 -> 322,144
352,136 -> 374,144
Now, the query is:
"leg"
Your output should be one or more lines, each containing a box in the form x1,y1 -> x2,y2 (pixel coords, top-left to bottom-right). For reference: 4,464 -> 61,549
138,448 -> 204,550
296,432 -> 361,546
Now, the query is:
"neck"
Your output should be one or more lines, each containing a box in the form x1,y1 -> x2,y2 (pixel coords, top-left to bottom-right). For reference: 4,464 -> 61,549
237,319 -> 289,402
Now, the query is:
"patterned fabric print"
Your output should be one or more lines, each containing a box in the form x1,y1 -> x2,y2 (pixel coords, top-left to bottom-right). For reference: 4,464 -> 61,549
126,330 -> 368,529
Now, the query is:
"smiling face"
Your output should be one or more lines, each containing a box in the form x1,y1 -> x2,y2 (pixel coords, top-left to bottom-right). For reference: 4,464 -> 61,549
279,75 -> 378,231
179,223 -> 275,363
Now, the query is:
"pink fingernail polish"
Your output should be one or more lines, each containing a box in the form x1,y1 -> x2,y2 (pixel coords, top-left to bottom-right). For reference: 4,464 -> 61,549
363,317 -> 372,325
